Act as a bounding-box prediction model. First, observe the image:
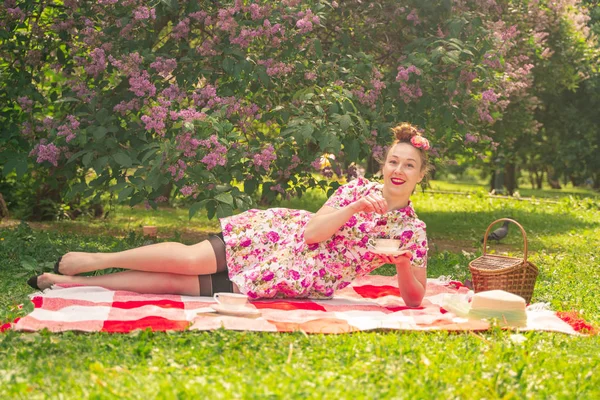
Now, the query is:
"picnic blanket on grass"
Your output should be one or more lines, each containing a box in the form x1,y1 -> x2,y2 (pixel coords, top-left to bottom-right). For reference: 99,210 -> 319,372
6,275 -> 592,335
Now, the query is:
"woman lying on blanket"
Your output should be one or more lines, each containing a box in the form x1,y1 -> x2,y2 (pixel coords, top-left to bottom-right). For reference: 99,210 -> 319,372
28,122 -> 431,307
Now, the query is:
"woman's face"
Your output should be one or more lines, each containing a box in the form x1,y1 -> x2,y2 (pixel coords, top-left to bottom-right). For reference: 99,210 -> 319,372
381,143 -> 425,196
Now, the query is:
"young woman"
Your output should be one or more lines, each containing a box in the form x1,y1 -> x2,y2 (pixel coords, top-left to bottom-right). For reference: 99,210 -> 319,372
28,123 -> 431,307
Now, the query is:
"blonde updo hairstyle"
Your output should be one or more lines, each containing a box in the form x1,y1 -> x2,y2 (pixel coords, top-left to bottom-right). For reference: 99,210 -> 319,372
386,122 -> 431,175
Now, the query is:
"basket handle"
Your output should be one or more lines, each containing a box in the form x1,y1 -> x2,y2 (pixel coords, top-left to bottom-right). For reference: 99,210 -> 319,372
482,218 -> 528,263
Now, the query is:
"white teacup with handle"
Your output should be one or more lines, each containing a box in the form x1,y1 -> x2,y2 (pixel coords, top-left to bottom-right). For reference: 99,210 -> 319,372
213,292 -> 248,308
368,238 -> 402,251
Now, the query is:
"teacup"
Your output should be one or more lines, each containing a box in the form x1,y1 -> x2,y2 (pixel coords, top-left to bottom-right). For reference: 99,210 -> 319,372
368,238 -> 401,251
213,292 -> 248,307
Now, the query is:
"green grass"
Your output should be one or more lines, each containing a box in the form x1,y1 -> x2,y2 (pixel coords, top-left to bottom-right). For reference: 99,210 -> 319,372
428,179 -> 600,200
1,182 -> 599,399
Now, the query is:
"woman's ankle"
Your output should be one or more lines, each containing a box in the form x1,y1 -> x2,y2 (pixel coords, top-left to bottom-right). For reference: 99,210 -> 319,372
59,252 -> 104,275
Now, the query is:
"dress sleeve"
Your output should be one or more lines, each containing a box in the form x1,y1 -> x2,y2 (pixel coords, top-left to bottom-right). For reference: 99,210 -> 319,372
323,178 -> 367,209
409,220 -> 428,269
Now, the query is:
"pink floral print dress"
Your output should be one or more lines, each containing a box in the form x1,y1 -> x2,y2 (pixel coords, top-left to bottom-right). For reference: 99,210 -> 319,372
219,177 -> 428,299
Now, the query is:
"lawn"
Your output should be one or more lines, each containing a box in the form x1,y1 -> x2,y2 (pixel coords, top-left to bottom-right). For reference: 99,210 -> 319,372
1,181 -> 599,399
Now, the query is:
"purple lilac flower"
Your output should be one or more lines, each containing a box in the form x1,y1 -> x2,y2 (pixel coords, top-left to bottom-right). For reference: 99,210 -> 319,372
141,106 -> 167,135
180,184 -> 197,197
465,133 -> 479,144
129,71 -> 156,97
150,57 -> 177,76
17,96 -> 33,112
85,48 -> 107,77
481,89 -> 498,103
31,142 -> 60,166
252,144 -> 277,171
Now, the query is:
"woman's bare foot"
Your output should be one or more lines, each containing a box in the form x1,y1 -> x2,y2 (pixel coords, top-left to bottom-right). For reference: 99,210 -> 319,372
56,252 -> 103,275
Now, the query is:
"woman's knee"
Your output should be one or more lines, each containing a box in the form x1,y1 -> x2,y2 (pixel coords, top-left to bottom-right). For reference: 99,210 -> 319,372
164,273 -> 199,296
183,241 -> 218,274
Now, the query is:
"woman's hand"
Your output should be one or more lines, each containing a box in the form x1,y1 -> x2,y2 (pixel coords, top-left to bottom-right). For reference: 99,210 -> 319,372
351,194 -> 389,214
374,252 -> 412,266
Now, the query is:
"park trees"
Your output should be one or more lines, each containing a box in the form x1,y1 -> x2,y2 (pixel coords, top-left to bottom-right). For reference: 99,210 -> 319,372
0,0 -> 597,220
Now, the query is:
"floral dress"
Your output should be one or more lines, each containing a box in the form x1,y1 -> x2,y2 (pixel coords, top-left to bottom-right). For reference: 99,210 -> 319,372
219,177 -> 428,299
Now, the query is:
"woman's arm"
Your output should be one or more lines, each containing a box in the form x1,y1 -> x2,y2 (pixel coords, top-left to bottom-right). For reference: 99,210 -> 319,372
304,205 -> 356,244
304,194 -> 388,244
379,254 -> 427,307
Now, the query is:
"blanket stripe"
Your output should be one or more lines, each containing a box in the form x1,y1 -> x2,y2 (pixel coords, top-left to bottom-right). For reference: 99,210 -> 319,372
7,275 -> 587,335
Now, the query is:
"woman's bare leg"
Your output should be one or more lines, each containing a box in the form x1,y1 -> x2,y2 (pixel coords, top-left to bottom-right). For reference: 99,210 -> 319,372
35,271 -> 200,296
57,241 -> 218,276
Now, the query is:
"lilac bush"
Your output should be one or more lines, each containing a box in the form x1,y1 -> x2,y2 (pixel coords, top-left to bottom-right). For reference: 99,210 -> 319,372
0,0 -> 595,219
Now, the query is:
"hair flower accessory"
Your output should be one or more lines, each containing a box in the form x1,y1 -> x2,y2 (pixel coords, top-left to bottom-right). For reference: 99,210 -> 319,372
410,135 -> 430,150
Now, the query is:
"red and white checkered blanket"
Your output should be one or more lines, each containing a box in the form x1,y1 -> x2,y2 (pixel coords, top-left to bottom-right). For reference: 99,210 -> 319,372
8,275 -> 584,334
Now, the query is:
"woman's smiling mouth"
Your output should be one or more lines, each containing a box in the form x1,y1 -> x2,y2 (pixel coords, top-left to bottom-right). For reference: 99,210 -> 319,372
390,178 -> 405,185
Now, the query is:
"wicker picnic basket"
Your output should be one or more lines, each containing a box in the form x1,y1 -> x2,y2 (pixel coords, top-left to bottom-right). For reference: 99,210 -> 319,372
469,218 -> 538,303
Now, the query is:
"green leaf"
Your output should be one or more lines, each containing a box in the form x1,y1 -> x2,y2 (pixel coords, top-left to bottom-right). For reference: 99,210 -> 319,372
281,127 -> 297,137
3,156 -> 28,178
244,179 -> 257,195
141,148 -> 159,164
96,108 -> 109,121
69,182 -> 88,197
118,186 -> 134,202
329,136 -> 342,154
92,126 -> 108,140
340,114 -> 352,131
222,57 -> 235,74
189,200 -> 208,220
297,123 -> 315,142
161,0 -> 179,12
346,138 -> 360,162
216,203 -> 234,218
215,184 -> 232,193
129,176 -> 145,187
214,193 -> 234,206
355,114 -> 368,134
257,68 -> 270,87
235,197 -> 247,211
93,156 -> 109,174
113,152 -> 132,168
54,97 -> 81,104
129,191 -> 146,207
314,39 -> 323,58
82,152 -> 94,167
66,150 -> 89,165
206,201 -> 216,220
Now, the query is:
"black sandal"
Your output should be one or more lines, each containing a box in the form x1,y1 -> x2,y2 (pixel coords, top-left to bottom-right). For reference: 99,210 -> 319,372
53,256 -> 63,274
27,274 -> 43,290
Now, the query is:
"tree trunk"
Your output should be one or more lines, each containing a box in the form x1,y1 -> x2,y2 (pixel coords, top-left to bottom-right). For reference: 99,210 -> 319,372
569,175 -> 585,187
504,163 -> 516,195
429,167 -> 436,180
0,193 -> 9,220
536,170 -> 544,190
489,170 -> 496,192
529,169 -> 535,189
161,181 -> 173,204
546,166 -> 562,189
366,156 -> 380,175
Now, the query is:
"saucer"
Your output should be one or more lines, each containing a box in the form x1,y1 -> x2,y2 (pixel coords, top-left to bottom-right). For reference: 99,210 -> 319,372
210,304 -> 261,318
367,245 -> 411,257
